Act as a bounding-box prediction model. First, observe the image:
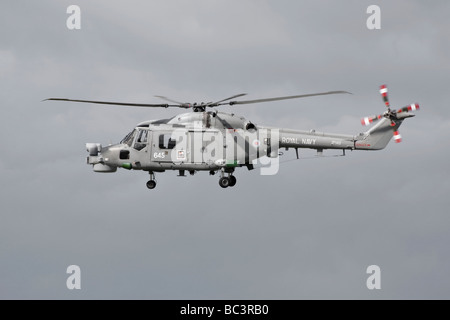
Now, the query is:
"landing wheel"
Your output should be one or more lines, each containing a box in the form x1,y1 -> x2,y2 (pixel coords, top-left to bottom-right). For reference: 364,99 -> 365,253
146,180 -> 157,189
229,175 -> 237,187
219,177 -> 230,188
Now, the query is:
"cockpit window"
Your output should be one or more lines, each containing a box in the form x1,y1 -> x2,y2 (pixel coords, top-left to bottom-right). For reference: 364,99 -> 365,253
159,134 -> 176,149
134,129 -> 148,151
121,129 -> 137,147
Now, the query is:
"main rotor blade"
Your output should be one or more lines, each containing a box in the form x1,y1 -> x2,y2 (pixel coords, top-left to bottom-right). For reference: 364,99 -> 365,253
45,90 -> 351,110
43,98 -> 188,108
217,91 -> 351,106
207,93 -> 247,107
154,95 -> 189,106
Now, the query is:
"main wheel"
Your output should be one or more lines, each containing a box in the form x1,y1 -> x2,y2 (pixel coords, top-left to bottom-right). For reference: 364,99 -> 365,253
146,180 -> 157,189
219,177 -> 230,188
229,175 -> 237,187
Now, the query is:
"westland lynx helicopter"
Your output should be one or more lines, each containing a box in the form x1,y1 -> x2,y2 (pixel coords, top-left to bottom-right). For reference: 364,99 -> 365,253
46,85 -> 419,189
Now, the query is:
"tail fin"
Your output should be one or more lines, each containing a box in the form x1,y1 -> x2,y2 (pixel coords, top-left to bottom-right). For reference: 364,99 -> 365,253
355,113 -> 413,150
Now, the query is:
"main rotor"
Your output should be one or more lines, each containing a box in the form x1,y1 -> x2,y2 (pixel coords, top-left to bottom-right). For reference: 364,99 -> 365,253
45,90 -> 351,112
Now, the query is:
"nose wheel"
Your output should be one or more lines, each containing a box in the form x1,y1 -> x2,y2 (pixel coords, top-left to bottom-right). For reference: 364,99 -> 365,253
146,172 -> 157,189
146,180 -> 157,189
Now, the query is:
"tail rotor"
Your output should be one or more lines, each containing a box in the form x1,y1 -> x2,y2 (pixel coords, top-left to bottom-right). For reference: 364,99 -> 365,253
360,85 -> 420,143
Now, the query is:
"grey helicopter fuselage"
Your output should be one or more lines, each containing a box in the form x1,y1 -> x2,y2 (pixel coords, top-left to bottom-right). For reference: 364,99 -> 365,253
86,109 -> 413,177
88,111 -> 260,173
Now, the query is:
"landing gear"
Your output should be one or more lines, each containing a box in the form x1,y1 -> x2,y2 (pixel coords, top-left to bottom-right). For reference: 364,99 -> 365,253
146,172 -> 157,189
146,180 -> 157,189
229,175 -> 237,187
218,169 -> 237,188
219,177 -> 230,188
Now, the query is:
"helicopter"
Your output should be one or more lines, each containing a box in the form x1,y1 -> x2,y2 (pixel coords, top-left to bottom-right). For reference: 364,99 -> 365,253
45,85 -> 419,189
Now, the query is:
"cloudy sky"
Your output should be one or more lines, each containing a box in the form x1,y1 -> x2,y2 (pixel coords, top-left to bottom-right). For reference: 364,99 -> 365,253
1,0 -> 449,299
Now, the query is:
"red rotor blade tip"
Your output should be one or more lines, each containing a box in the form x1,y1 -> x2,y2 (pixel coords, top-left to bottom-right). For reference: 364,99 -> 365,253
361,117 -> 373,126
409,103 -> 420,111
361,115 -> 383,126
398,103 -> 420,113
393,131 -> 402,143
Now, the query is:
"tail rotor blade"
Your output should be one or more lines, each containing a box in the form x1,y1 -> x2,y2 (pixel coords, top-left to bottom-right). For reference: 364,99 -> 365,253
380,84 -> 390,108
393,130 -> 402,143
361,115 -> 382,126
397,103 -> 420,113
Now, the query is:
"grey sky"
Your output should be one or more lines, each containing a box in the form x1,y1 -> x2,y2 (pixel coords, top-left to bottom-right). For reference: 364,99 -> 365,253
1,0 -> 449,299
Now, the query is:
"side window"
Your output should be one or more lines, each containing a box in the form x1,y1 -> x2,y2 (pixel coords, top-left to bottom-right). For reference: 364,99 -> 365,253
134,130 -> 148,151
159,134 -> 176,149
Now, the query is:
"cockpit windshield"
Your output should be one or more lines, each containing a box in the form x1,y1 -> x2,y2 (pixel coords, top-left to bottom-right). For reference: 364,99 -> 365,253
120,129 -> 137,147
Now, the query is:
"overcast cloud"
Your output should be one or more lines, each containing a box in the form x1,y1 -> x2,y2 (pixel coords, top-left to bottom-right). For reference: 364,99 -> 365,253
1,0 -> 449,299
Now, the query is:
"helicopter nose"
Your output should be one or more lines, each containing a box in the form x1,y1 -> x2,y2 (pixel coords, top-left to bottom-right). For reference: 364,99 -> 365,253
95,145 -> 127,167
86,144 -> 118,173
